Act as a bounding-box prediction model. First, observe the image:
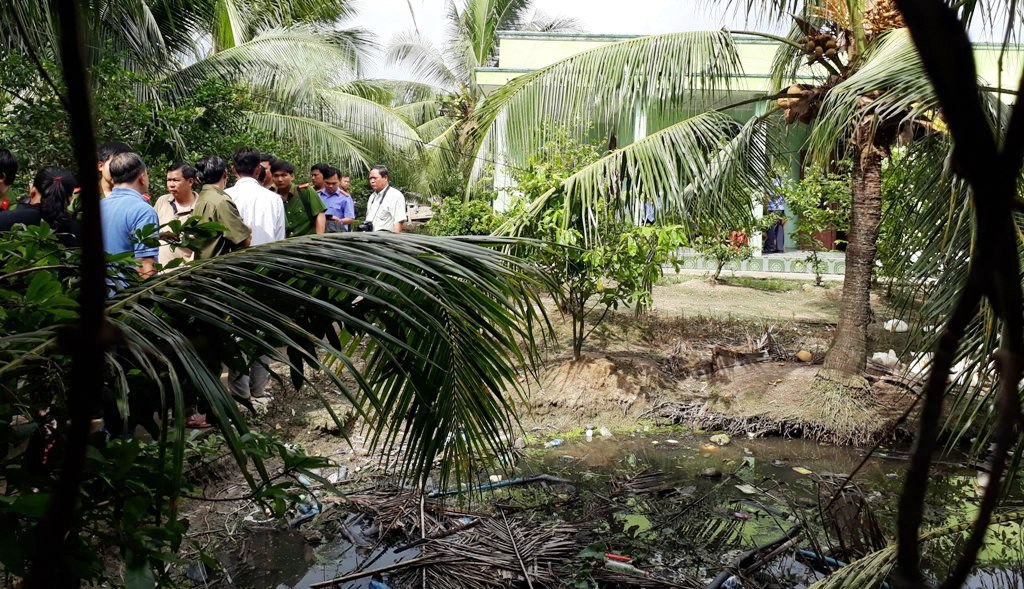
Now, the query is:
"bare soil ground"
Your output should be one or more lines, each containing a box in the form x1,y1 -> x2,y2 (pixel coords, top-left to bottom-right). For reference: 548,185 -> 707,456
651,277 -> 843,323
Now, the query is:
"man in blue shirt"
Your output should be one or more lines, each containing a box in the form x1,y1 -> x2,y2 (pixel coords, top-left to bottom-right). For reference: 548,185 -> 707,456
318,168 -> 355,232
100,152 -> 159,278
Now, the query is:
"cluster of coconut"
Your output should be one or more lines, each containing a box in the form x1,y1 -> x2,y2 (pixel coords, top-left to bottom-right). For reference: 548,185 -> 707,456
864,0 -> 906,36
776,84 -> 824,124
799,32 -> 839,64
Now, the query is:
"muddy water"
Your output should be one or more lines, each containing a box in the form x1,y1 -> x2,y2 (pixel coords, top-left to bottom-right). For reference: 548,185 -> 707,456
224,431 -> 1024,588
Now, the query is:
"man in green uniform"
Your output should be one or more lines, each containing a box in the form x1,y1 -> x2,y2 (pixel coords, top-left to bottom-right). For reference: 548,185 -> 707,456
192,155 -> 252,259
271,159 -> 326,237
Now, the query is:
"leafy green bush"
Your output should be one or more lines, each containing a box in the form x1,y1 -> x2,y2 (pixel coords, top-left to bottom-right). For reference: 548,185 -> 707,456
509,131 -> 684,359
692,232 -> 753,280
426,196 -> 504,236
777,166 -> 851,285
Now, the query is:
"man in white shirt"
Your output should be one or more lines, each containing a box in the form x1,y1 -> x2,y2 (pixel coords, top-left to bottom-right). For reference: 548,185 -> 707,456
365,165 -> 408,233
224,147 -> 284,402
226,146 -> 285,245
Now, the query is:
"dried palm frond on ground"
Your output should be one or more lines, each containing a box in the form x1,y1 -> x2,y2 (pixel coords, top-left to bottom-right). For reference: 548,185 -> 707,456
346,488 -> 440,538
611,470 -> 677,497
594,566 -> 704,589
392,517 -> 581,589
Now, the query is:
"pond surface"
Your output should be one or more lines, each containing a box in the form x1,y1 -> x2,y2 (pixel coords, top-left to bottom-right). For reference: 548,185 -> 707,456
222,430 -> 1024,589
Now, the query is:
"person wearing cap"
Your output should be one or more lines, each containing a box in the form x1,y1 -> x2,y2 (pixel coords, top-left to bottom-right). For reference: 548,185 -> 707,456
271,159 -> 326,237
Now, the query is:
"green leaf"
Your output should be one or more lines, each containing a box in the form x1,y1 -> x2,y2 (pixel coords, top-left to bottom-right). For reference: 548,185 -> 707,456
124,561 -> 155,589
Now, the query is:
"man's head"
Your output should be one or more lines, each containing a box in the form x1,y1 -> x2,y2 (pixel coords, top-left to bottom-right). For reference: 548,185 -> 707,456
271,159 -> 296,193
323,168 -> 340,195
340,174 -> 351,193
368,165 -> 389,193
0,149 -> 17,196
166,163 -> 197,200
232,146 -> 262,179
109,152 -> 149,193
310,163 -> 331,190
196,156 -> 229,188
259,153 -> 276,187
97,141 -> 133,190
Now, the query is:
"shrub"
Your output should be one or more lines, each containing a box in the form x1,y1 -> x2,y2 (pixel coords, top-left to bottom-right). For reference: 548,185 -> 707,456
426,196 -> 504,236
777,166 -> 851,285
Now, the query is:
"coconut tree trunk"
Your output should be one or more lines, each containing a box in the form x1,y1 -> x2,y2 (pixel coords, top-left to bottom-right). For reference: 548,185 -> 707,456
822,142 -> 884,375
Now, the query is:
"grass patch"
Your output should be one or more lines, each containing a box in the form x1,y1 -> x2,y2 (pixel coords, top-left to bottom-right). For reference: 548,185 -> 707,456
719,276 -> 806,292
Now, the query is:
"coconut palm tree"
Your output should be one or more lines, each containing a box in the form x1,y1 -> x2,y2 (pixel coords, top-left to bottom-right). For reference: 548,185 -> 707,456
384,0 -> 583,194
471,0 -> 1018,438
0,0 -> 423,170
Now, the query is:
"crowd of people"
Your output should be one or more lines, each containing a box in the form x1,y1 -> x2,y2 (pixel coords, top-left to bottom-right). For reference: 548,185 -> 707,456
0,143 -> 411,275
0,143 -> 411,414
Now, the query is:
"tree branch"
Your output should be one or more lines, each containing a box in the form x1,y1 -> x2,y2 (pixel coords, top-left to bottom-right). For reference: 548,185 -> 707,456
26,0 -> 104,586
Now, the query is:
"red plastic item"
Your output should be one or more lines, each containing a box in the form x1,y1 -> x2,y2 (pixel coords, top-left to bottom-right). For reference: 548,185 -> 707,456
604,553 -> 633,563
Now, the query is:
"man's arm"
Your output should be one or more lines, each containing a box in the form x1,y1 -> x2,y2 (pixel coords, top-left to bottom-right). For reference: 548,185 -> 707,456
315,213 -> 326,234
341,197 -> 355,228
273,199 -> 286,241
138,257 -> 156,278
392,194 -> 408,233
220,200 -> 253,248
133,208 -> 160,276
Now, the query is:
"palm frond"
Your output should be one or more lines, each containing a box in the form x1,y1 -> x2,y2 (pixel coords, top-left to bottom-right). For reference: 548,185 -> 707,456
807,29 -> 936,162
469,30 -> 744,183
496,112 -> 772,240
247,111 -> 370,168
397,100 -> 446,128
359,78 -> 451,106
519,9 -> 585,33
882,137 -> 1009,454
212,0 -> 247,50
0,234 -> 549,488
808,509 -> 1024,589
386,29 -> 462,90
163,25 -> 361,101
318,90 -> 427,156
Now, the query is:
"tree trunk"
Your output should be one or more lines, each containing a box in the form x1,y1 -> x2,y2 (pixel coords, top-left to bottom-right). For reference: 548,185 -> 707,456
822,143 -> 884,375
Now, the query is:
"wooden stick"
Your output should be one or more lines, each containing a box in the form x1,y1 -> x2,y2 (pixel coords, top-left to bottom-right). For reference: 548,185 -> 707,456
501,509 -> 534,589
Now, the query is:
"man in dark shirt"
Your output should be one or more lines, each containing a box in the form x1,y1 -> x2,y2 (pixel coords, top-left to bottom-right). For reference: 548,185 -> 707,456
271,159 -> 326,237
192,155 -> 252,259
